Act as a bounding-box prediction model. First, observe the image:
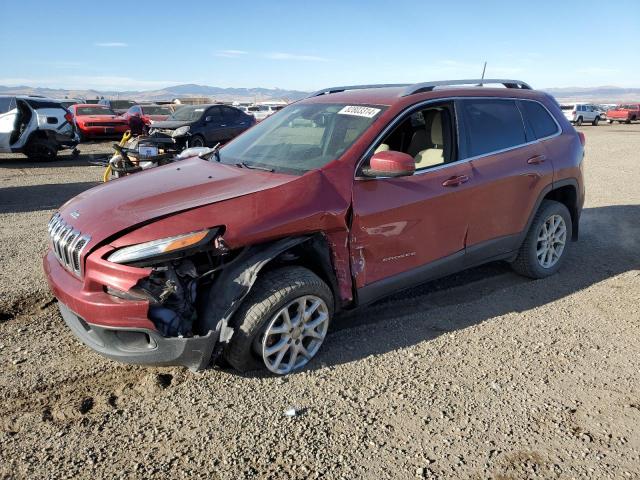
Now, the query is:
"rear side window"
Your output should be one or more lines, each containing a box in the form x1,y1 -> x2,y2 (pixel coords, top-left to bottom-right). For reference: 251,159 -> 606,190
0,97 -> 13,113
459,99 -> 526,158
518,101 -> 559,139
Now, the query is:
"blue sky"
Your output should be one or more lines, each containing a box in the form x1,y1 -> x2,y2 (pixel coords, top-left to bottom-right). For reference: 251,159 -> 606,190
1,0 -> 638,91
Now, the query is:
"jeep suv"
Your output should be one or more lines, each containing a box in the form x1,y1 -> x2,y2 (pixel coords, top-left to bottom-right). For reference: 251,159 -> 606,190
43,79 -> 585,374
0,95 -> 79,160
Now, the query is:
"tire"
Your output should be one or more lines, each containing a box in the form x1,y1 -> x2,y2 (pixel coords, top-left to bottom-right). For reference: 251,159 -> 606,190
223,266 -> 334,374
189,135 -> 206,148
625,119 -> 631,124
24,137 -> 58,161
575,116 -> 583,126
592,116 -> 599,126
608,119 -> 613,124
511,200 -> 572,279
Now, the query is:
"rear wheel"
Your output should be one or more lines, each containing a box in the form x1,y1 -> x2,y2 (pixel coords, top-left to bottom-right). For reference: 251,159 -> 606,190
575,116 -> 583,126
24,138 -> 58,161
592,116 -> 599,126
223,266 -> 333,374
512,200 -> 572,279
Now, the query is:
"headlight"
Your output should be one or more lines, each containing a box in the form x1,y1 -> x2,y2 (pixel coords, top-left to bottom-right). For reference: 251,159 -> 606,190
172,126 -> 190,137
108,230 -> 209,264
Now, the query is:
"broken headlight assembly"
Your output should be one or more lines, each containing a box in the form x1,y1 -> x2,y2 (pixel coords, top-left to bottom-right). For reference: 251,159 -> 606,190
172,126 -> 190,137
108,229 -> 211,265
106,228 -> 233,337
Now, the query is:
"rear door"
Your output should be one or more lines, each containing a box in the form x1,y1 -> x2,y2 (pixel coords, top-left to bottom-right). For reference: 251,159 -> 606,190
457,98 -> 555,259
0,97 -> 17,152
221,106 -> 250,139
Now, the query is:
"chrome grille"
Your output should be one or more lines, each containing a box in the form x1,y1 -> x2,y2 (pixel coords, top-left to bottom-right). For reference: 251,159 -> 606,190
47,213 -> 90,277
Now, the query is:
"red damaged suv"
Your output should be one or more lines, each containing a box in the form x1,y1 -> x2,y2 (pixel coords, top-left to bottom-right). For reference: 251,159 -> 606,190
44,79 -> 585,375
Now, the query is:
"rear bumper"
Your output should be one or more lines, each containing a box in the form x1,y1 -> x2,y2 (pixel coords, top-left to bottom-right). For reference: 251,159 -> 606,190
59,302 -> 217,370
79,125 -> 129,137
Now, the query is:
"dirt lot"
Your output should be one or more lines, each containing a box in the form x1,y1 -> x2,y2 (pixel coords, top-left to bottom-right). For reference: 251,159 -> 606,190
0,125 -> 639,480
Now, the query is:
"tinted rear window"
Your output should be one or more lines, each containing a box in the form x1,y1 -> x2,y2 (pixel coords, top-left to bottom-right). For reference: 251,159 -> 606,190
561,105 -> 574,110
519,101 -> 559,139
459,99 -> 526,158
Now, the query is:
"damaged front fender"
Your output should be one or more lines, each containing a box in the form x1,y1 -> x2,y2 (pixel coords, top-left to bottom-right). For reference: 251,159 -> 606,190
199,236 -> 312,357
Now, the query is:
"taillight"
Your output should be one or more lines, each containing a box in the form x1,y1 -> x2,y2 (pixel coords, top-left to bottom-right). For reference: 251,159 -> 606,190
577,131 -> 586,147
64,112 -> 73,123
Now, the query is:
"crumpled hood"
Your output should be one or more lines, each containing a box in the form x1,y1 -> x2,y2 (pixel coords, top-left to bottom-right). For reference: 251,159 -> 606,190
57,157 -> 296,250
150,120 -> 193,130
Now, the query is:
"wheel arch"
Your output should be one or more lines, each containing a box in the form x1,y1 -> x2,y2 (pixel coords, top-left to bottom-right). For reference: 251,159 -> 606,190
199,234 -> 341,360
541,179 -> 580,240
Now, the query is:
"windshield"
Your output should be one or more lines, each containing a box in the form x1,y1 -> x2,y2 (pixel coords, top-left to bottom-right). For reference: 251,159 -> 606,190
169,106 -> 206,121
219,103 -> 385,174
143,105 -> 172,115
76,106 -> 116,116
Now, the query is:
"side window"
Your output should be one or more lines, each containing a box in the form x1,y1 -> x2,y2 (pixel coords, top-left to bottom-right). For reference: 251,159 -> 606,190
206,106 -> 223,123
459,99 -> 526,158
518,100 -> 559,140
368,102 -> 455,170
222,106 -> 243,125
0,97 -> 13,113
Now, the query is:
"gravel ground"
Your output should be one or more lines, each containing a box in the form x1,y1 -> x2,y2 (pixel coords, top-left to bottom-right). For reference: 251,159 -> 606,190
0,125 -> 639,479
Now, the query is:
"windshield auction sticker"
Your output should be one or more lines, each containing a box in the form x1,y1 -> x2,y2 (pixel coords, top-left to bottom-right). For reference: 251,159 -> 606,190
338,106 -> 381,118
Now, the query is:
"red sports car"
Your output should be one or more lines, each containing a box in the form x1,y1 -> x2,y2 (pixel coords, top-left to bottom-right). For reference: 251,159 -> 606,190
70,104 -> 129,141
122,104 -> 173,127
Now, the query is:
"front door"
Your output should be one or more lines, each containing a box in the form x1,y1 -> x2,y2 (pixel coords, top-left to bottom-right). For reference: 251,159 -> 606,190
351,102 -> 474,299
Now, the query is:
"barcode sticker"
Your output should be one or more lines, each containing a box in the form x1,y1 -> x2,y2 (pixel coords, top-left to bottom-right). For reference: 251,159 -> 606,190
337,106 -> 381,118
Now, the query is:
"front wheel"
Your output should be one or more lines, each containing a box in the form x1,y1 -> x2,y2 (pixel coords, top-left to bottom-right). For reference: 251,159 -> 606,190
592,116 -> 599,126
512,200 -> 572,279
223,266 -> 333,374
608,119 -> 613,124
188,135 -> 206,148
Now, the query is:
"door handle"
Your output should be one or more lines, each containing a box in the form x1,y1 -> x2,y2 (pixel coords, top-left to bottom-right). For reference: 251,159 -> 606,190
442,175 -> 469,187
527,154 -> 547,165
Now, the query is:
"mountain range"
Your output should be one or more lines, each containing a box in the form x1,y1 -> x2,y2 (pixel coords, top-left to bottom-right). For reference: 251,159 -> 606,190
0,83 -> 638,103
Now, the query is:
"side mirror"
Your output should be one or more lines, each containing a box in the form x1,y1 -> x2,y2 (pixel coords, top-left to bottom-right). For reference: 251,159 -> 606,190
365,150 -> 415,177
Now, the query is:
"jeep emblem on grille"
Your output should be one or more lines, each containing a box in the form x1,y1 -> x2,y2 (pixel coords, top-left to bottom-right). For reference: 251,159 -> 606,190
70,210 -> 80,219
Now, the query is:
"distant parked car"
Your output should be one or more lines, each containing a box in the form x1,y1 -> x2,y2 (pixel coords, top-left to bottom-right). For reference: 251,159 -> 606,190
606,104 -> 640,124
560,103 -> 602,126
98,99 -> 138,115
69,104 -> 129,141
0,95 -> 79,160
121,104 -> 173,127
58,98 -> 84,109
149,104 -> 256,148
247,104 -> 283,121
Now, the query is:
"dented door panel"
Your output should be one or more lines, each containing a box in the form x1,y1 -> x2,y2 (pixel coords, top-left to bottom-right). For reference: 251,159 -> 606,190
350,161 -> 474,288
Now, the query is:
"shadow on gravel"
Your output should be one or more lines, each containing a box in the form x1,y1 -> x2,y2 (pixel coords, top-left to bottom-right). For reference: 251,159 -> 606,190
0,181 -> 98,214
0,153 -> 110,169
306,204 -> 640,371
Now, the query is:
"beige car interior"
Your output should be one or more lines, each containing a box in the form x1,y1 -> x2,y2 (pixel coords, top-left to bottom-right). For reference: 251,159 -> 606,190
373,107 -> 447,170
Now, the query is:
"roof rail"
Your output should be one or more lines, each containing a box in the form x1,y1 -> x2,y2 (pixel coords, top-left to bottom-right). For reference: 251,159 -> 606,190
308,83 -> 409,98
402,79 -> 532,96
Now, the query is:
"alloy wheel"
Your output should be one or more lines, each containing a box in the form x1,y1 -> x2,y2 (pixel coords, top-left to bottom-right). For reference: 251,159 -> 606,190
536,214 -> 567,268
256,295 -> 329,374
